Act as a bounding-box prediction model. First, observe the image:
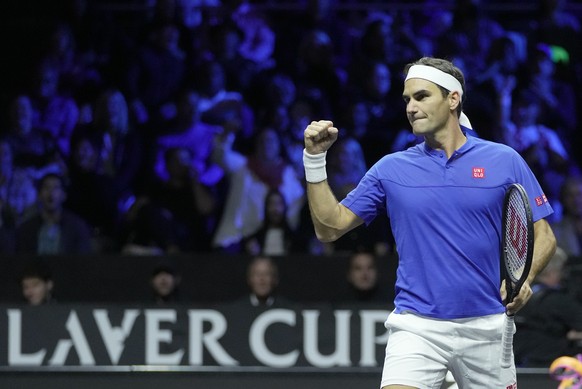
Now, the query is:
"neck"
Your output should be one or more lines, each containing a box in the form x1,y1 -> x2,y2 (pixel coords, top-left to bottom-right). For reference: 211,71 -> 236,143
425,123 -> 467,158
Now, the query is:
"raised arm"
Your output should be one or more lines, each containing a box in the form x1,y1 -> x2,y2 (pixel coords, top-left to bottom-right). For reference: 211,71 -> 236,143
303,120 -> 363,242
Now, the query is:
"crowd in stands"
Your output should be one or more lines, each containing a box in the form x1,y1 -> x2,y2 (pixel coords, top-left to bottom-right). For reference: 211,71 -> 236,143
0,0 -> 581,262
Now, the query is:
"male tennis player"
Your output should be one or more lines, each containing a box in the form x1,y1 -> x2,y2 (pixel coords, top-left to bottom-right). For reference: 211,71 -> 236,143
302,57 -> 557,388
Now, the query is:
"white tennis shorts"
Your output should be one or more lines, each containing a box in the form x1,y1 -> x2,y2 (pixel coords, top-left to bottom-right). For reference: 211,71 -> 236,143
380,312 -> 517,389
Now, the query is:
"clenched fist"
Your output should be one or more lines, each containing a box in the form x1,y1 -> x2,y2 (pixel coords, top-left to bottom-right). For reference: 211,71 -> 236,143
304,120 -> 339,155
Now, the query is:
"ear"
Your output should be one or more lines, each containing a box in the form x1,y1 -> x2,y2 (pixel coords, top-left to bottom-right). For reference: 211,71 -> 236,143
47,280 -> 54,292
449,91 -> 461,111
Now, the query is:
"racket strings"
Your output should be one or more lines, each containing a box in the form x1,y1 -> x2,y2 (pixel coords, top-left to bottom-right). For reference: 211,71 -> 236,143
504,192 -> 529,282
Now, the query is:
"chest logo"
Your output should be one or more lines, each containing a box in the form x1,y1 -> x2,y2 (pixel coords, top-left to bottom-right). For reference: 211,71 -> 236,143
472,167 -> 485,179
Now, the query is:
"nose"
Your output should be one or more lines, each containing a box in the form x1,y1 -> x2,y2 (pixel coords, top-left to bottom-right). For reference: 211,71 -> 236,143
406,100 -> 417,118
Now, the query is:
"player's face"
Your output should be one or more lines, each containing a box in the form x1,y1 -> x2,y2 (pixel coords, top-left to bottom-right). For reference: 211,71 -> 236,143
403,79 -> 450,136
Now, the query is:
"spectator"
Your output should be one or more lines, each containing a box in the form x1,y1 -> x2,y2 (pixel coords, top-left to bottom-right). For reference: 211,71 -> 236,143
20,261 -> 55,305
242,189 -> 298,256
86,88 -> 144,195
42,22 -> 103,106
470,34 -> 524,140
146,146 -> 217,252
15,173 -> 93,255
347,60 -> 404,165
205,21 -> 261,95
153,88 -> 224,189
500,88 -> 571,206
437,0 -> 506,75
529,0 -> 581,83
0,139 -> 42,226
195,59 -> 254,143
66,131 -> 120,251
5,94 -> 60,169
514,246 -> 582,367
212,127 -> 304,252
293,29 -> 346,118
336,251 -> 391,304
237,256 -> 289,308
150,261 -> 182,304
521,43 -> 577,140
126,22 -> 186,124
117,197 -> 179,256
29,59 -> 80,158
552,176 -> 582,257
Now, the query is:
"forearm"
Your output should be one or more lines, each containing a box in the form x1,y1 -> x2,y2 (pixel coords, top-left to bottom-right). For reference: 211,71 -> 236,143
527,219 -> 557,284
307,181 -> 341,241
306,181 -> 360,242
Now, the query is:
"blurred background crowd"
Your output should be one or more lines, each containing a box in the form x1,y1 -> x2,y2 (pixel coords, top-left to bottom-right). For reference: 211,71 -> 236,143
0,0 -> 579,253
2,0 -> 582,258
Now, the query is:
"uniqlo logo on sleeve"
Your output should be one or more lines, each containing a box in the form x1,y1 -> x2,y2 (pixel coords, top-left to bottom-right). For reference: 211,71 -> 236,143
472,167 -> 485,178
535,196 -> 543,206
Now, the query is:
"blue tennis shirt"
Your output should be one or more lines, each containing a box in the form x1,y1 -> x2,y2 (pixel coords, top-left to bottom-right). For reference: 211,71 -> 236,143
341,135 -> 553,318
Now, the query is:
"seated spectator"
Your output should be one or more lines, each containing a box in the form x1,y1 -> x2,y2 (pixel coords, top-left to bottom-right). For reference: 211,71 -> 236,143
348,59 -> 405,165
336,251 -> 391,304
500,88 -> 571,206
551,176 -> 582,257
5,94 -> 61,169
195,59 -> 254,145
66,131 -> 120,252
20,261 -> 55,305
15,173 -> 93,255
243,189 -> 298,256
514,247 -> 582,367
29,59 -> 80,158
145,146 -> 217,253
237,256 -> 290,308
437,0 -> 506,76
0,139 -> 38,226
117,197 -> 180,256
521,43 -> 577,140
327,137 -> 367,200
125,22 -> 186,124
84,88 -> 144,195
153,88 -> 224,188
150,261 -> 182,305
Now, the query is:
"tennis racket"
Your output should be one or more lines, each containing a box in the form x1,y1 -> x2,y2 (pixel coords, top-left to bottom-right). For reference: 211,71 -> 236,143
500,183 -> 534,368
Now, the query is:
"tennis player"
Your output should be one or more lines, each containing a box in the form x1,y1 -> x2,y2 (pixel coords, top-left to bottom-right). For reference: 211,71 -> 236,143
302,57 -> 557,388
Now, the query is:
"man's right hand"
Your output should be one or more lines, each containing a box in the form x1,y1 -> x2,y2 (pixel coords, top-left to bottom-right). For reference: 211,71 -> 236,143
304,120 -> 339,155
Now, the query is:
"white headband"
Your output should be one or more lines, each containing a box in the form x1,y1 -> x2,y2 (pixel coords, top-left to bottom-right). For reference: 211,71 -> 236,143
405,64 -> 472,130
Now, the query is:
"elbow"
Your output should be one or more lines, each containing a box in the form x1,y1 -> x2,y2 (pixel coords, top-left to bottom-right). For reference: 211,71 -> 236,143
314,227 -> 343,243
316,233 -> 336,243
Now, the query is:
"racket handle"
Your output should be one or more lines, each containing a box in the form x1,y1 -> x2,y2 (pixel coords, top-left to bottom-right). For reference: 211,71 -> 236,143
500,314 -> 515,368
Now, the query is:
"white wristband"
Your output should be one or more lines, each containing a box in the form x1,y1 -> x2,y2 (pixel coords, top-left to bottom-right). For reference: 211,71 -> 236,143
303,149 -> 327,183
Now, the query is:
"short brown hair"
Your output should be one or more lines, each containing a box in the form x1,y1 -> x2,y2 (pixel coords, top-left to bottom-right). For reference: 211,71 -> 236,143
404,57 -> 466,118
